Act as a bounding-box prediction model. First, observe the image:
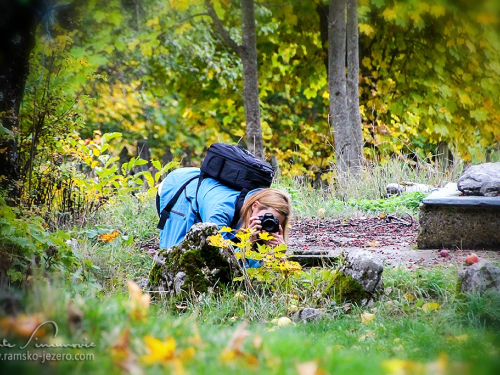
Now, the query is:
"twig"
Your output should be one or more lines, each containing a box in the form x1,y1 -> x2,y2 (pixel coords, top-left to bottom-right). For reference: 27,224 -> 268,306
387,215 -> 412,226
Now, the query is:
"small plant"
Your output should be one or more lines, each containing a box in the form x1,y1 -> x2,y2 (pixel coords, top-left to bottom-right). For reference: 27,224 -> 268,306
72,132 -> 178,198
208,227 -> 303,289
348,191 -> 427,213
0,196 -> 78,283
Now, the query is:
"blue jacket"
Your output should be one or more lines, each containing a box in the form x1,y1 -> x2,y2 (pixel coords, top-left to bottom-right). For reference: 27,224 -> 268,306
158,167 -> 243,250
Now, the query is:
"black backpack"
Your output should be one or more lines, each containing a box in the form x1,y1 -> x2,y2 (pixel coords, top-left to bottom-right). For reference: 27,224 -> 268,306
157,143 -> 274,230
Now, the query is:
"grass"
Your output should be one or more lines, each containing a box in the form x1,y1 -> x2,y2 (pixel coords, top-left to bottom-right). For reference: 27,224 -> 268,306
1,266 -> 500,374
1,159 -> 500,374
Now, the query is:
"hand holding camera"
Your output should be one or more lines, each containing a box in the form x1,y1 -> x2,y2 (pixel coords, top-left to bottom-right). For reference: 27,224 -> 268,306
248,213 -> 284,247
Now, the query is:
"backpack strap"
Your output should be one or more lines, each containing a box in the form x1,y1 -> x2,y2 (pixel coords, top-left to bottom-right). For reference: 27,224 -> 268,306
157,175 -> 200,230
229,188 -> 249,228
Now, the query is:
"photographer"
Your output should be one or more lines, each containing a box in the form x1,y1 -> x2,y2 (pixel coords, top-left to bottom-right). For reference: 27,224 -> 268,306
239,188 -> 291,247
157,167 -> 292,251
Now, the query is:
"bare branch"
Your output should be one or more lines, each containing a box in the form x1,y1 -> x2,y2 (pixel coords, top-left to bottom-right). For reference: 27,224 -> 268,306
205,0 -> 242,56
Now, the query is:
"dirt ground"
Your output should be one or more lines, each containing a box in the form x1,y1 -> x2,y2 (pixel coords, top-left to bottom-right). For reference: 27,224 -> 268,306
140,215 -> 500,268
287,216 -> 500,268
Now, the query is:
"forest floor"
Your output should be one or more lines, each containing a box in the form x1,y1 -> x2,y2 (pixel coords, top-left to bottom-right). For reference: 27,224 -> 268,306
139,215 -> 500,268
287,216 -> 500,268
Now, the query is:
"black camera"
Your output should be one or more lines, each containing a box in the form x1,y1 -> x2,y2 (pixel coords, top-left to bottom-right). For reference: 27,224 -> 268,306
258,213 -> 280,233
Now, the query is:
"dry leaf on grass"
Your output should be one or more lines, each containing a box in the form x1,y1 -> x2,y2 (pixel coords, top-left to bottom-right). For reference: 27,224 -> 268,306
296,360 -> 326,375
422,302 -> 441,313
0,314 -> 47,339
360,312 -> 375,325
366,240 -> 382,247
111,326 -> 143,375
127,280 -> 150,321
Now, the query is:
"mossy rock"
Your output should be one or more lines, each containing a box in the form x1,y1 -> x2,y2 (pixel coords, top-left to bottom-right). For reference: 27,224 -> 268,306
148,223 -> 239,297
323,271 -> 370,304
323,252 -> 384,305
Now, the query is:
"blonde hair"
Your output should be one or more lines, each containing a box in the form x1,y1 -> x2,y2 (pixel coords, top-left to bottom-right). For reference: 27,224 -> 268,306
239,188 -> 292,242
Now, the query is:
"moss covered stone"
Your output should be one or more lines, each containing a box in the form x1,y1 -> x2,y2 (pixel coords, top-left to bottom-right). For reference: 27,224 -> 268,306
323,252 -> 384,305
147,223 -> 239,297
324,271 -> 370,304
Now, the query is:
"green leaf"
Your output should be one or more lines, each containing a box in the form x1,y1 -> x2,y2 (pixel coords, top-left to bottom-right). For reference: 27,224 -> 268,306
152,160 -> 162,170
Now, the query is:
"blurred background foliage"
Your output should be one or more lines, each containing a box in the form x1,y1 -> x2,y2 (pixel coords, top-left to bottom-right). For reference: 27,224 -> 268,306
20,0 -> 500,182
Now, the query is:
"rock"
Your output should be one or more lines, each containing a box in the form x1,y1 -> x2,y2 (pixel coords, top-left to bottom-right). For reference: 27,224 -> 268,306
458,259 -> 500,295
147,223 -> 239,297
292,308 -> 325,322
387,182 -> 433,195
340,252 -> 384,294
457,162 -> 500,196
136,278 -> 149,289
324,252 -> 384,304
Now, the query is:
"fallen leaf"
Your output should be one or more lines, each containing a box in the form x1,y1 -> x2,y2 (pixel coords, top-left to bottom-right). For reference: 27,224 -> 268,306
252,334 -> 262,350
361,312 -> 375,325
296,360 -> 318,375
277,317 -> 294,326
141,336 -> 176,364
127,280 -> 150,321
227,321 -> 250,352
422,302 -> 441,312
366,240 -> 381,247
234,291 -> 245,301
447,334 -> 468,342
99,230 -> 120,242
111,326 -> 143,375
0,314 -> 47,339
220,321 -> 260,366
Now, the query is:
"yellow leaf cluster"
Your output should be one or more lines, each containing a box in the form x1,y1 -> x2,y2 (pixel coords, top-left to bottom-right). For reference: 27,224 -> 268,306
99,230 -> 120,242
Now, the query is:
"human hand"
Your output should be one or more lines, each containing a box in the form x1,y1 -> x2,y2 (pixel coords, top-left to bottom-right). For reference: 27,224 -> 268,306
262,225 -> 285,248
248,216 -> 262,243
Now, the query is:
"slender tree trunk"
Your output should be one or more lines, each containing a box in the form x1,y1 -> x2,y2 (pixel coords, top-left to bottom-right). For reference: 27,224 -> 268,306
328,0 -> 351,173
328,0 -> 364,174
346,0 -> 365,168
0,0 -> 44,202
316,3 -> 330,78
240,0 -> 263,159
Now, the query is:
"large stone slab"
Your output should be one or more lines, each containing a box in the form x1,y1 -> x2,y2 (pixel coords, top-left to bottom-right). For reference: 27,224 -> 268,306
418,183 -> 500,249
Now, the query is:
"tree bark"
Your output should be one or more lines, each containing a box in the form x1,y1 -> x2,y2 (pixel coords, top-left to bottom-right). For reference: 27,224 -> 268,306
329,0 -> 350,173
316,3 -> 330,79
346,0 -> 365,168
205,0 -> 264,160
328,0 -> 363,174
240,0 -> 264,159
0,0 -> 44,202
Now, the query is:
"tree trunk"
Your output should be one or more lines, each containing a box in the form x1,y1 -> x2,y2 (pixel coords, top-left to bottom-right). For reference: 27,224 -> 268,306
328,0 -> 350,173
316,3 -> 330,78
0,0 -> 44,202
346,0 -> 365,168
328,0 -> 364,174
205,0 -> 264,160
240,0 -> 264,159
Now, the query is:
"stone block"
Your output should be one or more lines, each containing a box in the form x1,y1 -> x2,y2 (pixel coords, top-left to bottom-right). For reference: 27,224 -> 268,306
417,184 -> 500,249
